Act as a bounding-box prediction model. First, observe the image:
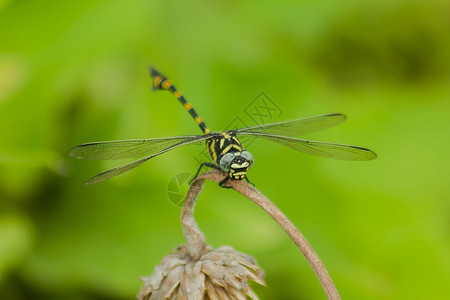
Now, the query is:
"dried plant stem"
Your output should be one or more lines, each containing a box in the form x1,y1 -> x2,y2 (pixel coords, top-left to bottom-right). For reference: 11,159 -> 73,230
185,170 -> 341,300
140,174 -> 265,300
180,176 -> 208,260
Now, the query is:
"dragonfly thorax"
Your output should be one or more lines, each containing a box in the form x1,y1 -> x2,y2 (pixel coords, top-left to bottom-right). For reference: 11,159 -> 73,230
219,151 -> 254,180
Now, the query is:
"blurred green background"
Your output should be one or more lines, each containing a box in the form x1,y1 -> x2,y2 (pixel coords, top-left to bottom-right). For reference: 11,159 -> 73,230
1,0 -> 449,299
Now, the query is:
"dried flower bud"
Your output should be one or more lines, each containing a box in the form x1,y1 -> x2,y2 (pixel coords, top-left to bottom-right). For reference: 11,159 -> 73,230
138,245 -> 265,300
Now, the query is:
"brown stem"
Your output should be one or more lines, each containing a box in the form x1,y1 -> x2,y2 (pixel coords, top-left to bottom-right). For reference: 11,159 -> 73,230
180,176 -> 208,260
185,170 -> 341,300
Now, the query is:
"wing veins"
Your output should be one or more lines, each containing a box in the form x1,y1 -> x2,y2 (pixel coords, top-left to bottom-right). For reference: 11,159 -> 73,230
83,135 -> 213,184
236,113 -> 346,137
69,135 -> 208,160
238,132 -> 376,161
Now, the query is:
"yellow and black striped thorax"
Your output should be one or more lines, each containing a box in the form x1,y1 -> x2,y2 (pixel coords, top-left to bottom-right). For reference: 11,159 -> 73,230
206,131 -> 243,165
150,68 -> 211,135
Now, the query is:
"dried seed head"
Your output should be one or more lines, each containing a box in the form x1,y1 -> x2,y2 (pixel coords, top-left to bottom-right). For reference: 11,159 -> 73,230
138,245 -> 265,300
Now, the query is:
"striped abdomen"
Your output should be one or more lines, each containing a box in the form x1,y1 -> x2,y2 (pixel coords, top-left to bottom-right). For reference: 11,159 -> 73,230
150,67 -> 210,135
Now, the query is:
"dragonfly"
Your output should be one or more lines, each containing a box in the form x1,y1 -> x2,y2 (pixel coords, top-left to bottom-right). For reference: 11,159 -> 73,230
69,67 -> 377,187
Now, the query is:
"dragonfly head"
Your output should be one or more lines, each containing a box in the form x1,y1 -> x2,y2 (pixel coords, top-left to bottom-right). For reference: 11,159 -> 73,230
219,151 -> 254,180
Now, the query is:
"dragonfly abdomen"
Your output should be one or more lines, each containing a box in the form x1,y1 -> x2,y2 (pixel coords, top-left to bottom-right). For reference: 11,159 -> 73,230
150,67 -> 211,135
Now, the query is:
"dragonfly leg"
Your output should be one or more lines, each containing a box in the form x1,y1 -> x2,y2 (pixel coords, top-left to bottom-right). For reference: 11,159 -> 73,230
244,176 -> 255,187
191,162 -> 220,184
218,176 -> 232,189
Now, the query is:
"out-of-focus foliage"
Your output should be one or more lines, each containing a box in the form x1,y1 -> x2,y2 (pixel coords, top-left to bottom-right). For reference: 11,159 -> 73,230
0,0 -> 449,299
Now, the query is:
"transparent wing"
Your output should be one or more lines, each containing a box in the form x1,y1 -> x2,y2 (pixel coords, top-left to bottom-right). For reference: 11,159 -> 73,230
85,156 -> 152,185
69,135 -> 213,184
68,135 -> 210,160
239,132 -> 376,161
236,113 -> 346,137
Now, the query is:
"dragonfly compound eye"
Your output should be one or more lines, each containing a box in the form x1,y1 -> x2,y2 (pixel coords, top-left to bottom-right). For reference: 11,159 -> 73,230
219,153 -> 235,172
240,151 -> 254,168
